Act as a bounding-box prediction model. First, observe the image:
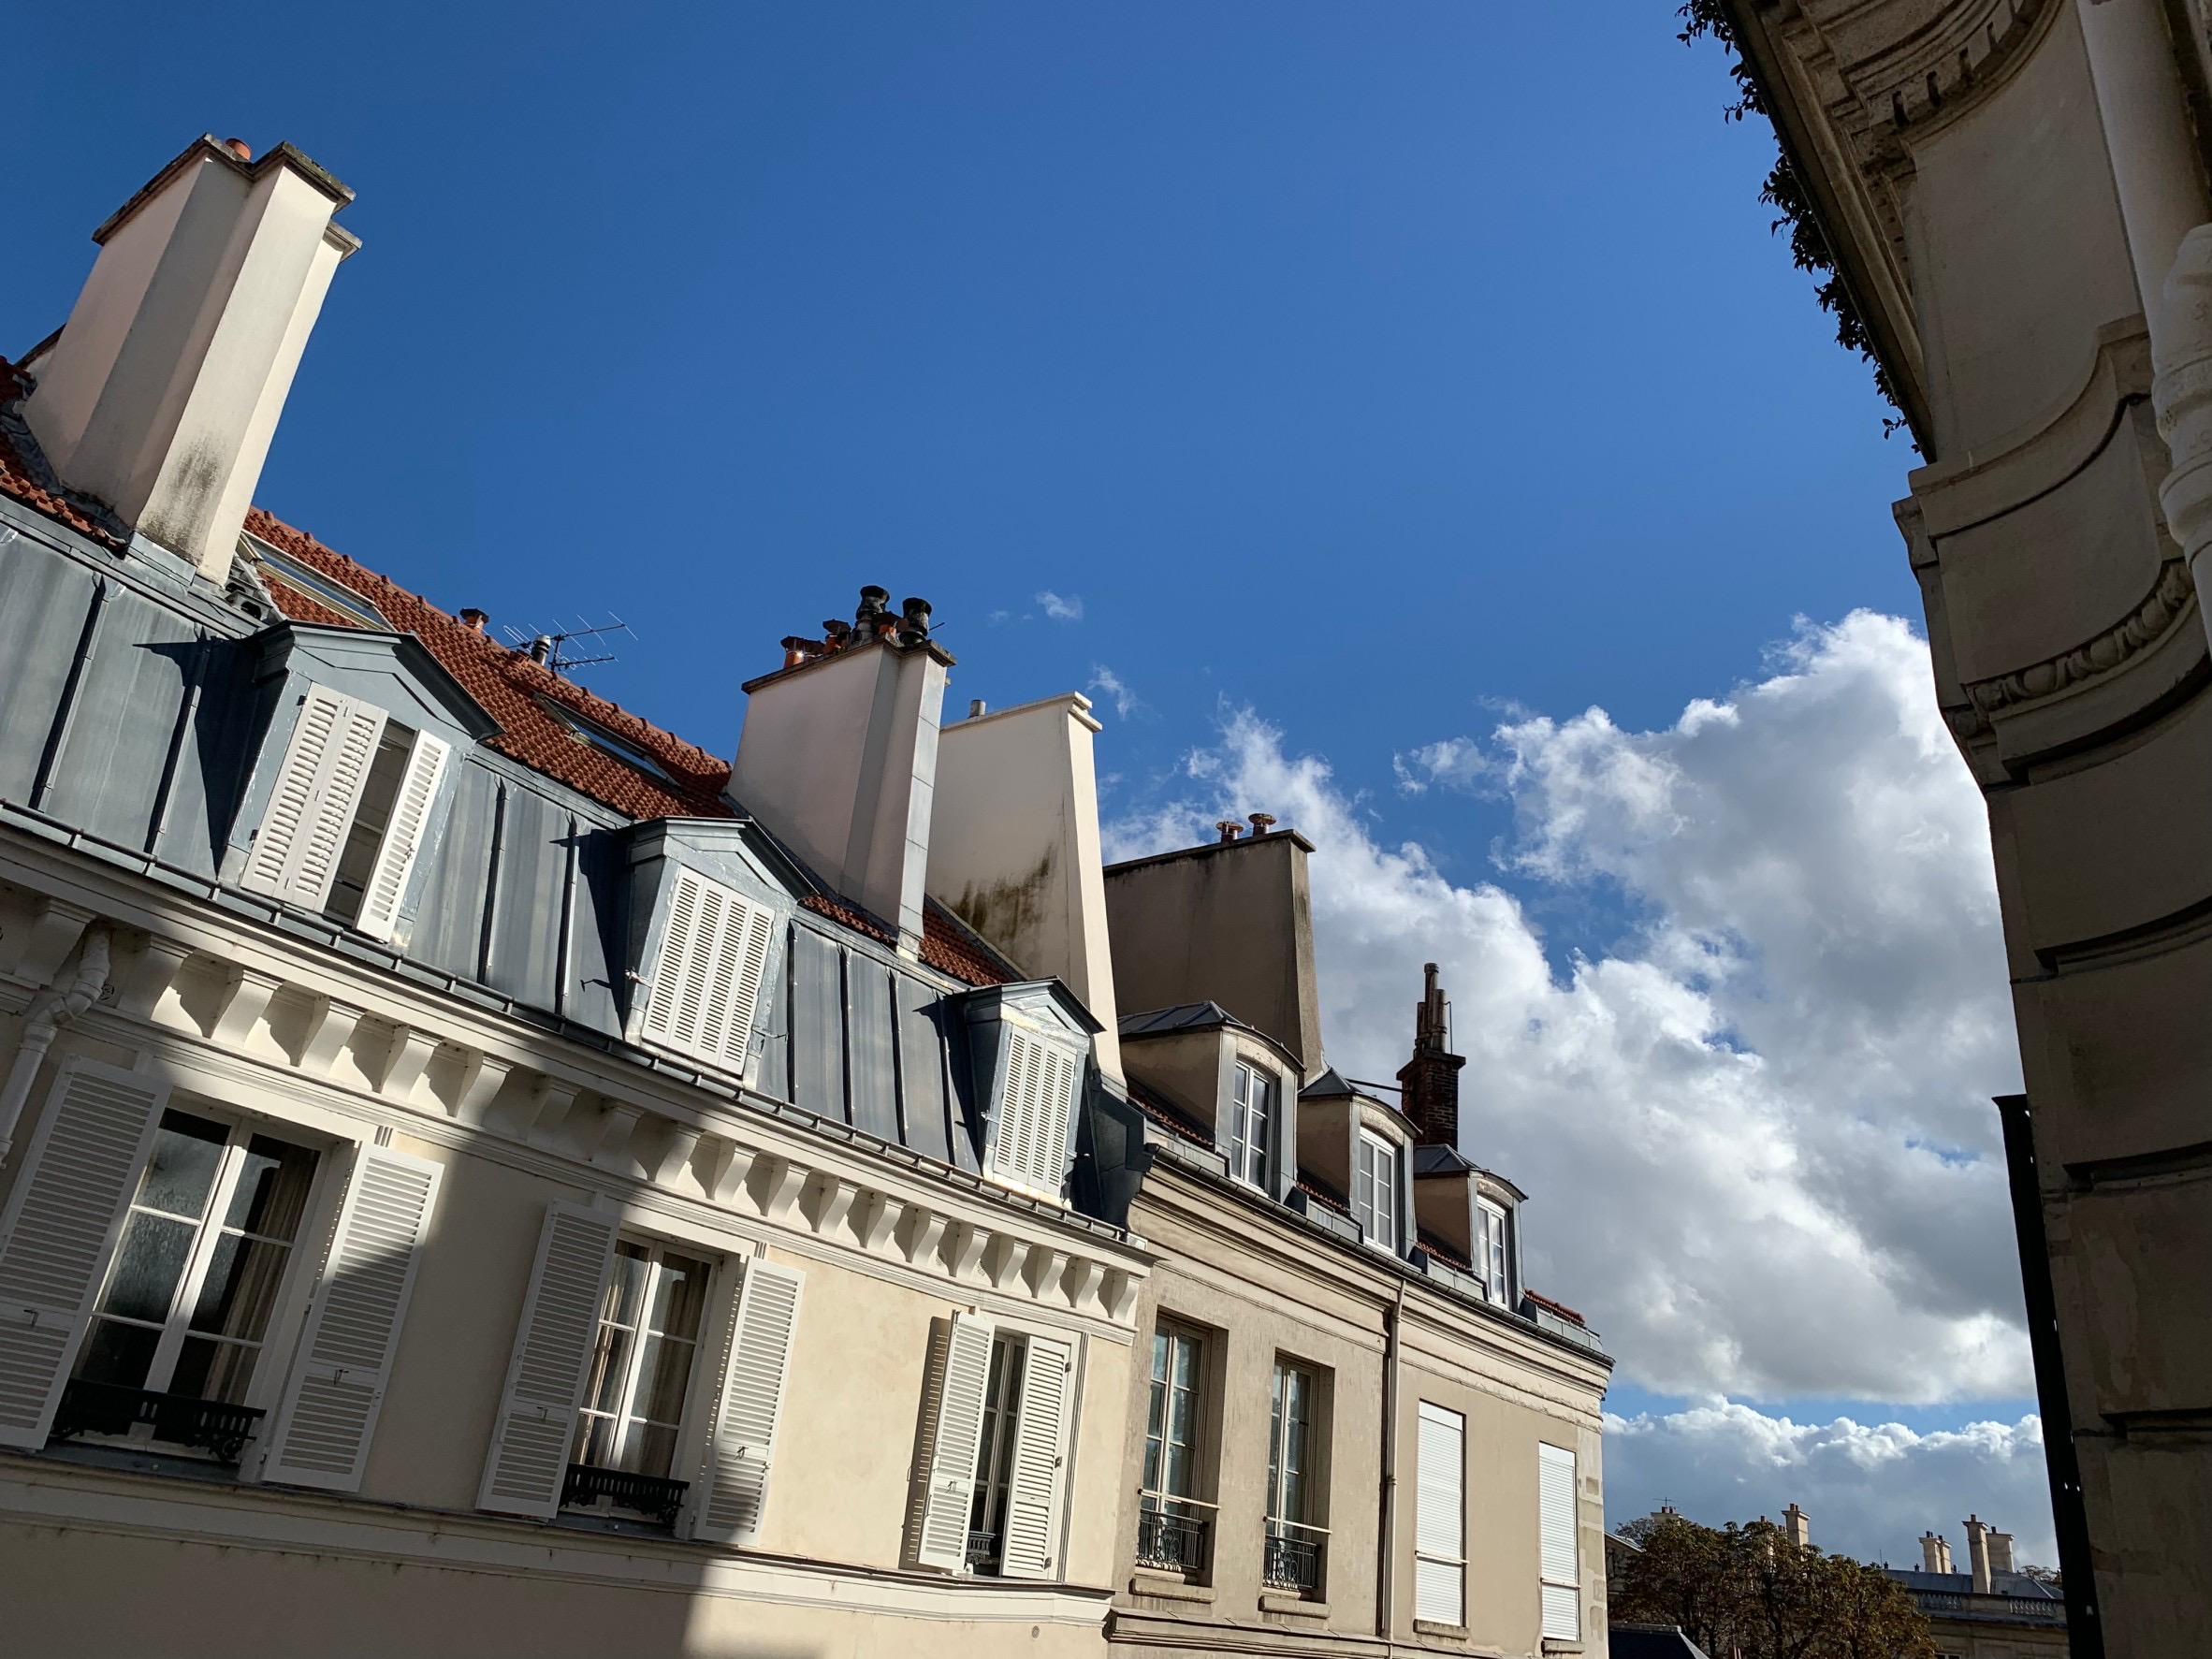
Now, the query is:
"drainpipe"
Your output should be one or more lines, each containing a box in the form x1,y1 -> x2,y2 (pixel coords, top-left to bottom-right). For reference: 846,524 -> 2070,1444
0,924 -> 111,1169
1376,1274 -> 1405,1647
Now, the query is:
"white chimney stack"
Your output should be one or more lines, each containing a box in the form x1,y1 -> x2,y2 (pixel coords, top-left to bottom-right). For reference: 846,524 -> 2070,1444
22,136 -> 357,581
729,592 -> 949,954
1920,1531 -> 1953,1574
929,691 -> 1121,1081
1965,1515 -> 1994,1594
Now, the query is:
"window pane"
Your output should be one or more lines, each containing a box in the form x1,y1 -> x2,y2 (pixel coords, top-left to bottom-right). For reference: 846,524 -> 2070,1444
621,1419 -> 680,1480
1171,1333 -> 1198,1390
604,1243 -> 649,1326
572,1411 -> 618,1468
187,1233 -> 292,1342
169,1335 -> 259,1405
137,1112 -> 228,1218
633,1333 -> 695,1428
648,1253 -> 711,1342
96,1212 -> 196,1323
223,1137 -> 318,1239
583,1326 -> 633,1414
1150,1330 -> 1170,1386
72,1318 -> 161,1390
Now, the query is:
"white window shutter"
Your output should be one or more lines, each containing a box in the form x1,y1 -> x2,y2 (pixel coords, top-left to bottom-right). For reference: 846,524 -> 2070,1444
1540,1442 -> 1580,1640
910,1312 -> 996,1571
240,683 -> 387,910
989,1029 -> 1078,1201
260,1145 -> 442,1491
476,1202 -> 619,1518
692,1256 -> 805,1545
354,731 -> 451,941
641,868 -> 776,1072
998,1332 -> 1074,1579
0,1060 -> 168,1448
1415,1402 -> 1466,1626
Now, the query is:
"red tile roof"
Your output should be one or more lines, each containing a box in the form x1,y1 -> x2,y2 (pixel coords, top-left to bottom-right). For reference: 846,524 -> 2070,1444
1418,1229 -> 1473,1273
1522,1289 -> 1586,1327
0,358 -> 125,546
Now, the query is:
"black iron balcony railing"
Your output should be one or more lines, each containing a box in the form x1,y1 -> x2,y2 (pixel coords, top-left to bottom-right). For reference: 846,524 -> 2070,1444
51,1379 -> 264,1463
1262,1522 -> 1326,1596
966,1529 -> 1001,1573
560,1463 -> 690,1525
1135,1499 -> 1213,1576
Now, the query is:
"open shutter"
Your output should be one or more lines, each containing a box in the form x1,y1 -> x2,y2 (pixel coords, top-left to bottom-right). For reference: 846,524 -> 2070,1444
476,1202 -> 618,1518
998,1332 -> 1074,1579
989,1030 -> 1078,1201
0,1060 -> 167,1448
240,683 -> 387,910
910,1312 -> 996,1570
355,731 -> 451,941
261,1145 -> 442,1490
641,868 -> 775,1072
692,1257 -> 805,1545
1415,1402 -> 1466,1626
1539,1442 -> 1580,1639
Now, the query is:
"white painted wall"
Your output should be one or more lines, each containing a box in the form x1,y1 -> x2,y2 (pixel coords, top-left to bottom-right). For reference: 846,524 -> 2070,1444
930,693 -> 1120,1081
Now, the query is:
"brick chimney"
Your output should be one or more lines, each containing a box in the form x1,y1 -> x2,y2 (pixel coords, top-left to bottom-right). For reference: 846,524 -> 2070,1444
1920,1531 -> 1953,1574
1782,1503 -> 1811,1549
1396,962 -> 1466,1147
22,136 -> 357,580
1965,1515 -> 1993,1594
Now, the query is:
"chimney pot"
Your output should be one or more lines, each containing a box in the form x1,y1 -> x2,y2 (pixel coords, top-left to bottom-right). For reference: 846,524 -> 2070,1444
224,138 -> 254,161
1248,812 -> 1276,835
458,607 -> 488,633
1215,821 -> 1244,843
969,698 -> 987,719
529,634 -> 553,663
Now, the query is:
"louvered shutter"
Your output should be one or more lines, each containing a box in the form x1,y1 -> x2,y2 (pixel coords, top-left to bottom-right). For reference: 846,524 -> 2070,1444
692,1257 -> 805,1545
998,1332 -> 1073,1579
260,1145 -> 442,1490
910,1312 -> 996,1570
1539,1442 -> 1579,1639
640,867 -> 776,1073
355,731 -> 451,941
1415,1402 -> 1466,1626
240,684 -> 387,910
989,1029 -> 1078,1201
0,1060 -> 167,1448
477,1203 -> 619,1517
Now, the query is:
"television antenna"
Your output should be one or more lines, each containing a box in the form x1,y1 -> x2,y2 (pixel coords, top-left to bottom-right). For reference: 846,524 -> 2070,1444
502,615 -> 634,677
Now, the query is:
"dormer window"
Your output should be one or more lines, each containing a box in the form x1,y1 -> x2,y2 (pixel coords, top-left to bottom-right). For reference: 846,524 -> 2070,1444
1228,1062 -> 1275,1190
636,866 -> 778,1074
240,683 -> 451,941
1353,1129 -> 1399,1249
1475,1197 -> 1512,1305
960,982 -> 1099,1206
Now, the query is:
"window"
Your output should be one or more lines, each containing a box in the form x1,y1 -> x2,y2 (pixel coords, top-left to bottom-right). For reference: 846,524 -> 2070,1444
242,533 -> 391,630
1475,1198 -> 1511,1305
1353,1128 -> 1399,1248
1415,1402 -> 1466,1627
1264,1360 -> 1325,1597
1138,1322 -> 1211,1577
566,1240 -> 712,1521
65,1110 -> 318,1457
983,1026 -> 1081,1201
911,1315 -> 1076,1578
540,698 -> 677,783
240,682 -> 450,941
1540,1442 -> 1580,1640
1228,1062 -> 1274,1190
638,866 -> 778,1074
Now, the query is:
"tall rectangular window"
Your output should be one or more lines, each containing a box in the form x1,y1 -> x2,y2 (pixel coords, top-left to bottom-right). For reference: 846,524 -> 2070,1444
1264,1360 -> 1324,1597
1415,1402 -> 1466,1627
1139,1322 -> 1210,1577
1475,1198 -> 1510,1305
967,1332 -> 1028,1573
1228,1062 -> 1274,1190
1353,1129 -> 1399,1248
71,1110 -> 319,1422
567,1239 -> 711,1521
1539,1442 -> 1580,1640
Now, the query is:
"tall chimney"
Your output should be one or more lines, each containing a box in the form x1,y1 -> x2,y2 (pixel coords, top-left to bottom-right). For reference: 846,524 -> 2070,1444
1781,1504 -> 1811,1550
1920,1531 -> 1953,1574
1987,1531 -> 2015,1575
928,691 -> 1121,1081
729,593 -> 951,954
1964,1516 -> 1993,1594
22,137 -> 357,581
1396,962 -> 1466,1148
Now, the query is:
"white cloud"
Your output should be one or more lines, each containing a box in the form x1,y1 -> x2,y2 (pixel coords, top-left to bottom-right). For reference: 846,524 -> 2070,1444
1035,589 -> 1084,621
1105,612 -> 2029,1406
1607,1401 -> 2055,1568
1088,663 -> 1142,719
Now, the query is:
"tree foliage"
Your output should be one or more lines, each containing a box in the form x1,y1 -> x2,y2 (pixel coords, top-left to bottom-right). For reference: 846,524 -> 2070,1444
1615,1512 -> 1938,1659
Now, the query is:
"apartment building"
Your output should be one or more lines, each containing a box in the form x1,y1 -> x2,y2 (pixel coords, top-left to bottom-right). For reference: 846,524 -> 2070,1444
0,134 -> 1610,1658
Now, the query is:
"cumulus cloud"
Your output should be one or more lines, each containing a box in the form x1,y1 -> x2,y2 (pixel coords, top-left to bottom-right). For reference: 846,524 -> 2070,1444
1607,1401 -> 2055,1567
1035,589 -> 1084,621
1106,612 -> 2029,1405
1088,663 -> 1142,719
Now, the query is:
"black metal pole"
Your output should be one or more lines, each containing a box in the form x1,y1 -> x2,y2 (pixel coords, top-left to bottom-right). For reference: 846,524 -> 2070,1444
1995,1093 -> 2104,1659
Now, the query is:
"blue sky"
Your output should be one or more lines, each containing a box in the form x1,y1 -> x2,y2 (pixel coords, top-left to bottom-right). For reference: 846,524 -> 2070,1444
7,1 -> 2045,1564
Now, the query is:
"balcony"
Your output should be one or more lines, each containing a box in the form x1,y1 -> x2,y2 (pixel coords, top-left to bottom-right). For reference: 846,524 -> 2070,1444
966,1529 -> 1001,1573
51,1379 -> 264,1463
560,1463 -> 690,1525
1913,1589 -> 2068,1625
1135,1498 -> 1213,1577
1262,1521 -> 1326,1597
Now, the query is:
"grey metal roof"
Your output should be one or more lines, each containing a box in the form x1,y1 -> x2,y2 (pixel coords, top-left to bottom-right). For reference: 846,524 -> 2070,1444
1412,1142 -> 1478,1175
1118,1001 -> 1246,1038
1885,1569 -> 2059,1599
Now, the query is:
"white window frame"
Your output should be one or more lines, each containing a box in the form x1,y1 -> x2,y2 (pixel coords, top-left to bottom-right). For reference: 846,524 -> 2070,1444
1475,1197 -> 1511,1305
568,1237 -> 714,1498
1415,1401 -> 1466,1628
1227,1061 -> 1274,1191
1353,1128 -> 1400,1249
